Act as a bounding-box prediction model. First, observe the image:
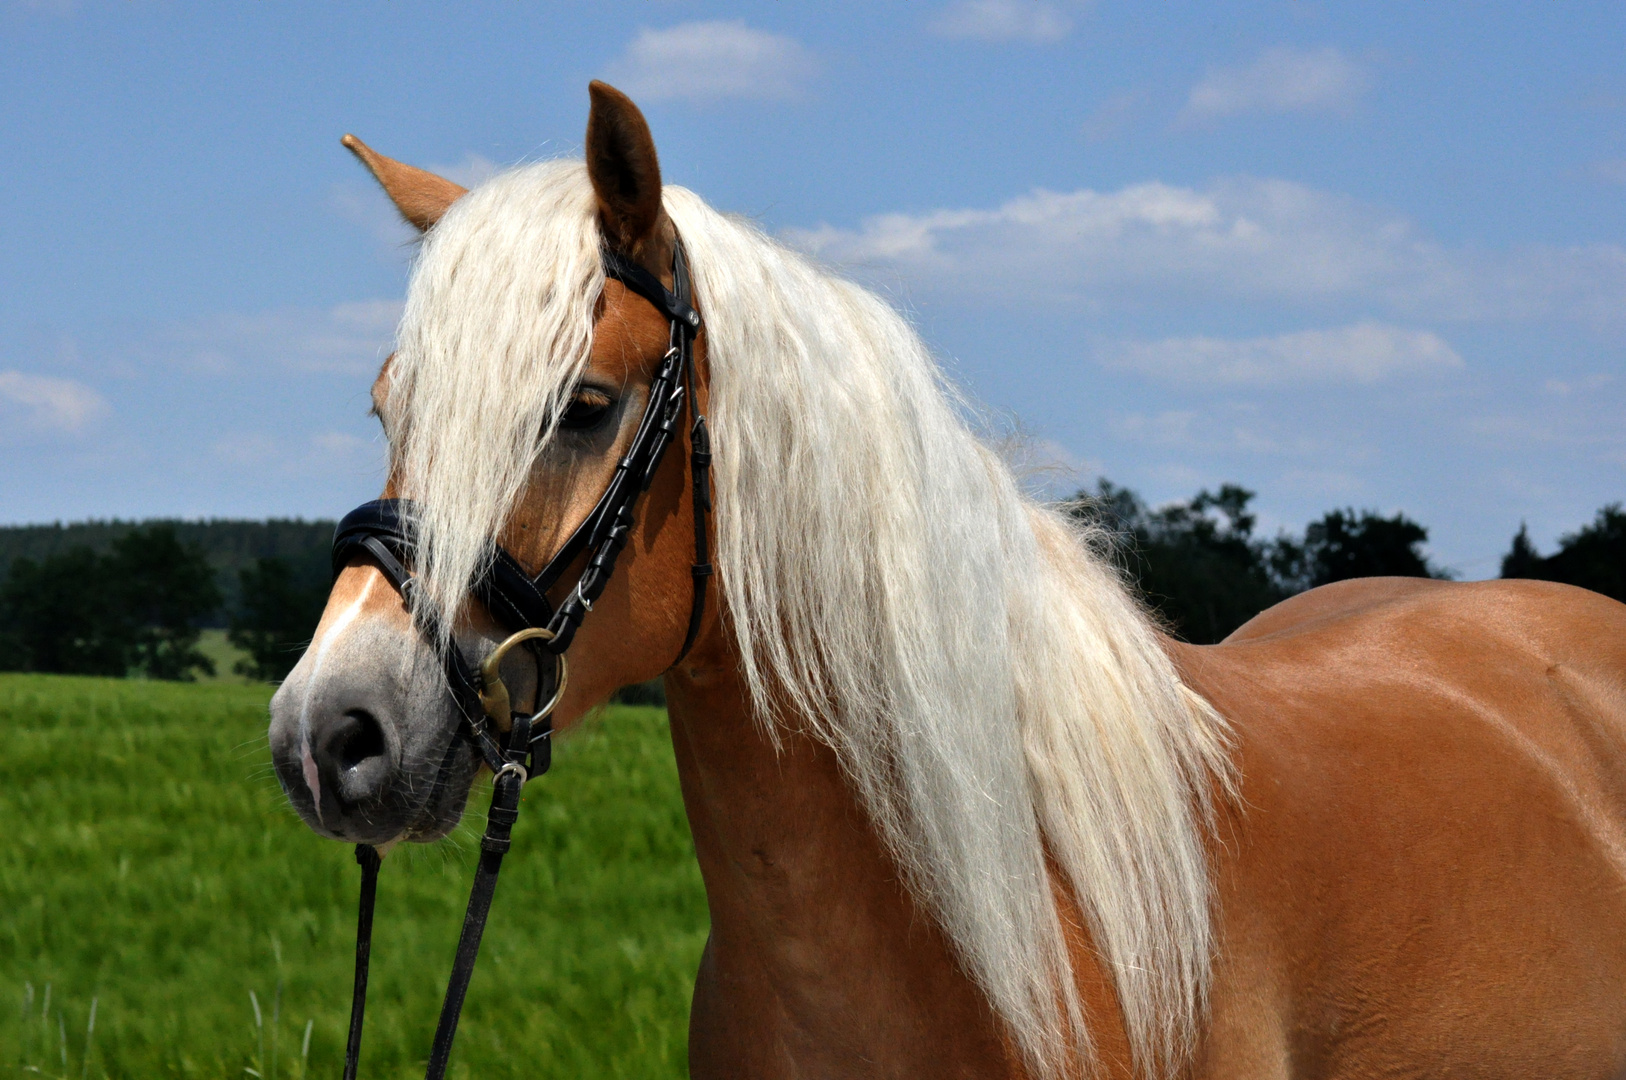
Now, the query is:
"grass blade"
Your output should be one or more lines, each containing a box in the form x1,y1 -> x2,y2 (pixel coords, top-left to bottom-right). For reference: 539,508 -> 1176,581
250,989 -> 264,1076
81,997 -> 97,1080
271,981 -> 280,1080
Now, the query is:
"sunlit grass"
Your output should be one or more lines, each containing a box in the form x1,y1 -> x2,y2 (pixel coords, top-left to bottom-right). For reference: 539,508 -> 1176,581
0,675 -> 706,1078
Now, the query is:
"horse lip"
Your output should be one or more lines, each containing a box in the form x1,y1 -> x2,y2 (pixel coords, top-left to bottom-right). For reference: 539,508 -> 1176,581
394,731 -> 481,843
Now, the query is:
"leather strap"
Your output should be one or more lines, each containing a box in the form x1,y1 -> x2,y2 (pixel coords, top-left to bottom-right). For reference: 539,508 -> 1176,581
603,249 -> 701,331
343,844 -> 381,1080
675,351 -> 711,667
423,715 -> 531,1080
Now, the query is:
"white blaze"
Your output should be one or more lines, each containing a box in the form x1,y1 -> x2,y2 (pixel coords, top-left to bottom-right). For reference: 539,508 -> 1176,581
296,574 -> 377,824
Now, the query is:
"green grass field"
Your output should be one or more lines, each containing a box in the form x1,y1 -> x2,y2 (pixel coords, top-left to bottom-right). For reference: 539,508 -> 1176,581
0,675 -> 707,1078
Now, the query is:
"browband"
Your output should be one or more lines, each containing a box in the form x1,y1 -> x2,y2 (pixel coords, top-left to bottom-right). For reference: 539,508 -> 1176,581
603,249 -> 701,331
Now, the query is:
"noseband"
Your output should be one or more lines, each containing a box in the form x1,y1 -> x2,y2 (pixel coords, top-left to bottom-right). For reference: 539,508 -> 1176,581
327,239 -> 710,1080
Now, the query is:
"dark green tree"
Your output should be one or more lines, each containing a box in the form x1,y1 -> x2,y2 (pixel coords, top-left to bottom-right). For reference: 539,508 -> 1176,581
0,547 -> 129,675
1501,524 -> 1544,580
1073,483 -> 1453,642
0,516 -> 337,626
1301,509 -> 1446,586
229,556 -> 328,681
1072,480 -> 1294,644
1500,506 -> 1625,603
108,526 -> 222,680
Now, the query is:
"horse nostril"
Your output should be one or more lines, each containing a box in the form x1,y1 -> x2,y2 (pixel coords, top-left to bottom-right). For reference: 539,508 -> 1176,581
338,709 -> 387,770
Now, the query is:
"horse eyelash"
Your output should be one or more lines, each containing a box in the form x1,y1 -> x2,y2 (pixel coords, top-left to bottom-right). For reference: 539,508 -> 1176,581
554,386 -> 617,432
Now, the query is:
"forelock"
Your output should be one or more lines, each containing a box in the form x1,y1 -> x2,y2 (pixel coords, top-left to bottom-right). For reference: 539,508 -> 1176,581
386,160 -> 604,636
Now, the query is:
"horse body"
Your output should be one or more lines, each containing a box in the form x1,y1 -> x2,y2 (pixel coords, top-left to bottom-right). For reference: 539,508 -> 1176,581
1185,577 -> 1626,1078
633,575 -> 1626,1079
269,84 -> 1626,1079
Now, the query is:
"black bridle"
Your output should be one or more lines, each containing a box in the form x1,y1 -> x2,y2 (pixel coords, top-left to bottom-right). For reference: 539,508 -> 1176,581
327,239 -> 710,1080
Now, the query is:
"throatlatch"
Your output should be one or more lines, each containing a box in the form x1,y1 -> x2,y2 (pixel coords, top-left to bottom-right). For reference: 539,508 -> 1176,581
330,238 -> 708,1080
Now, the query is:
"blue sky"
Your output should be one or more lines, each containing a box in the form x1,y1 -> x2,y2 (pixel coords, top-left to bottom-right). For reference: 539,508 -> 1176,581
2,1 -> 1622,578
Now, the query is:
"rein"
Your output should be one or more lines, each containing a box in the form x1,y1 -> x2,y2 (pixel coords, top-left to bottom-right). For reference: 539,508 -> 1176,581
328,239 -> 707,1080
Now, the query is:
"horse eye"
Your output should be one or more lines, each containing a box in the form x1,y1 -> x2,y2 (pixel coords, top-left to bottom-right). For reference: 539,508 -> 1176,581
559,389 -> 614,431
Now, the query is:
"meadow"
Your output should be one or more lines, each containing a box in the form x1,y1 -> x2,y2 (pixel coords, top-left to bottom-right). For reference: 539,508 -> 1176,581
0,674 -> 707,1078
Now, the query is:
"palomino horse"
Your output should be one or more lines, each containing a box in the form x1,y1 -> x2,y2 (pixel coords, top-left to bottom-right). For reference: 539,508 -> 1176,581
269,83 -> 1626,1078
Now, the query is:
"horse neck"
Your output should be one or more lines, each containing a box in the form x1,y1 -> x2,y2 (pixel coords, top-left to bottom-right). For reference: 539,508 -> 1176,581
663,623 -> 1028,1078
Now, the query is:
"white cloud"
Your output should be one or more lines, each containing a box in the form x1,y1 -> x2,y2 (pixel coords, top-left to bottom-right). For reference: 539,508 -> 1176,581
1592,159 -> 1626,185
209,431 -> 281,467
1543,373 -> 1614,396
1081,90 -> 1148,141
606,21 -> 816,103
787,176 -> 1626,324
0,371 -> 109,434
1106,323 -> 1464,386
163,299 -> 402,375
312,431 -> 370,455
930,0 -> 1073,43
1182,47 -> 1369,122
1276,468 -> 1369,498
430,153 -> 499,190
1105,406 -> 1350,473
211,429 -> 381,477
1111,409 -> 1197,446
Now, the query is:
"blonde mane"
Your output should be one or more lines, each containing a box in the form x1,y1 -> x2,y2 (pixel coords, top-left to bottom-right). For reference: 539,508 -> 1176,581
386,160 -> 1232,1079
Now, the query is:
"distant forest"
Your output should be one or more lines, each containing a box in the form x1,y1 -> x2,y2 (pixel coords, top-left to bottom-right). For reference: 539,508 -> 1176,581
0,519 -> 334,682
0,486 -> 1621,682
0,518 -> 334,622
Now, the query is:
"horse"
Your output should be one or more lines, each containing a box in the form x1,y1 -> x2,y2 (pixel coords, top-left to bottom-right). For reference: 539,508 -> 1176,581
268,82 -> 1626,1079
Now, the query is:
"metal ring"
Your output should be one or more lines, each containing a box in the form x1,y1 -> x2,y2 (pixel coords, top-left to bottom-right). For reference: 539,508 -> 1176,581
494,761 -> 528,786
527,651 -> 569,725
477,627 -> 569,731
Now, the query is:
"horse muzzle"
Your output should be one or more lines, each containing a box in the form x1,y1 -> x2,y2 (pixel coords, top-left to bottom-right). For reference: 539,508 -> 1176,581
268,618 -> 476,844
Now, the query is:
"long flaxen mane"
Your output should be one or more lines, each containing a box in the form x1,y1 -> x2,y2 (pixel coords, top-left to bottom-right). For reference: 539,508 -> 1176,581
383,160 -> 1233,1079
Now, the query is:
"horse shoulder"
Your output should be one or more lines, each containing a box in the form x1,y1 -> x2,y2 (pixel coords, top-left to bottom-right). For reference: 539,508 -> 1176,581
1170,579 -> 1626,1079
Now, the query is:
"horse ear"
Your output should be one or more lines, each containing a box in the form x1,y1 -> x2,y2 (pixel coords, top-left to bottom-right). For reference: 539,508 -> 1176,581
585,81 -> 664,253
341,134 -> 467,233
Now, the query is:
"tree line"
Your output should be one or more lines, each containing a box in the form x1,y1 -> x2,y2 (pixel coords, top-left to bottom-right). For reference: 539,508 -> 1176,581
0,517 -> 334,619
1071,481 -> 1625,644
0,490 -> 1620,678
0,520 -> 332,681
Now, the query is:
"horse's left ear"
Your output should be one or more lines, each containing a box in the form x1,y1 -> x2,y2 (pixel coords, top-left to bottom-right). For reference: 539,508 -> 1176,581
585,81 -> 665,253
341,134 -> 467,233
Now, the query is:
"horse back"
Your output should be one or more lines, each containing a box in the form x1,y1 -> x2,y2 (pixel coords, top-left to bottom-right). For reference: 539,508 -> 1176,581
1173,578 -> 1626,1078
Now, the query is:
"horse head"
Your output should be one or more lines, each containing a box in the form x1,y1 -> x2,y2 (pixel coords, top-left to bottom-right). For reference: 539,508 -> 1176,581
267,83 -> 712,845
